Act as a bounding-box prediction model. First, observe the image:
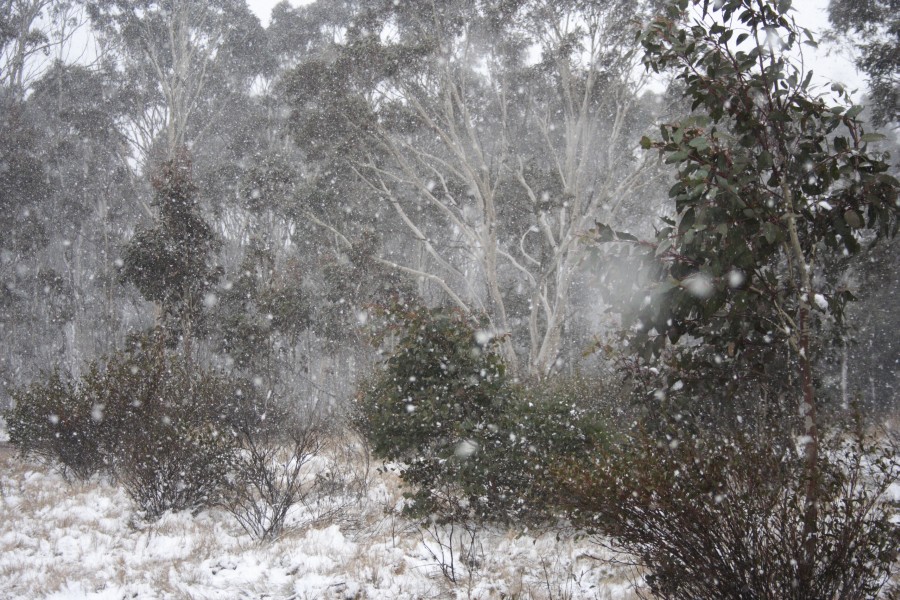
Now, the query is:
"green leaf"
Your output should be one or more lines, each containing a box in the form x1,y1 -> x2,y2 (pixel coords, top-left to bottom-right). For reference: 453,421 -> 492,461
593,223 -> 616,243
656,279 -> 678,294
640,135 -> 653,149
666,150 -> 690,163
688,114 -> 712,127
762,222 -> 780,244
801,70 -> 813,90
593,222 -> 639,243
844,209 -> 863,229
689,137 -> 710,150
860,133 -> 885,143
845,105 -> 864,120
655,238 -> 674,257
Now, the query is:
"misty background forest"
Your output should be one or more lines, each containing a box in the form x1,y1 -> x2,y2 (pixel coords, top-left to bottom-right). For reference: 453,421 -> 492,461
1,0 -> 899,598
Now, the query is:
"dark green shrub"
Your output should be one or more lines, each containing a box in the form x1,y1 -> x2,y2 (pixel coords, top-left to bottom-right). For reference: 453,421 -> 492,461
503,376 -> 616,518
558,419 -> 900,599
109,352 -> 241,517
354,306 -> 616,524
354,306 -> 517,522
118,417 -> 234,518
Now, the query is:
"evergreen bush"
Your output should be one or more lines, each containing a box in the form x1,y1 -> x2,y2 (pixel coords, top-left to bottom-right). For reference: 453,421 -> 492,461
110,349 -> 240,517
7,370 -> 105,480
505,376 -> 616,518
354,306 -> 615,523
354,305 -> 517,522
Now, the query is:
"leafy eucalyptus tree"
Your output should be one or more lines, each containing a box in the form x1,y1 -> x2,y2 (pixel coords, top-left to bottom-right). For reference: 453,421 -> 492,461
86,0 -> 267,164
595,0 -> 898,592
0,0 -> 68,97
1,57 -> 135,398
285,0 -> 660,378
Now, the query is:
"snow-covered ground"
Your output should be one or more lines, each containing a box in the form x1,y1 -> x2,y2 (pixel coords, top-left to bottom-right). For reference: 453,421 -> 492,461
0,448 -> 637,600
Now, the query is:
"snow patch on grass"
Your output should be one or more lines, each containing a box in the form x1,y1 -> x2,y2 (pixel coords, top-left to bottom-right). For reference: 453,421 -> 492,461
0,450 -> 638,599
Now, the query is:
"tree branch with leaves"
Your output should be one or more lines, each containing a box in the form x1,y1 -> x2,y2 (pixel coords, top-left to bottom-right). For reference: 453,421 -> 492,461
595,0 -> 898,591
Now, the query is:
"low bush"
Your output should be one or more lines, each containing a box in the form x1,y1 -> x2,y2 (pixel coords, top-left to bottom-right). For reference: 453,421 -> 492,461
6,336 -> 248,517
7,370 -> 105,480
223,397 -> 328,539
354,305 -> 615,524
109,350 -> 241,517
504,376 -> 616,518
354,306 -> 516,522
558,418 -> 900,599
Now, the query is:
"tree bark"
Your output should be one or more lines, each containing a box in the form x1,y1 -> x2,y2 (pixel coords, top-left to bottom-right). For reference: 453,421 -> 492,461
785,185 -> 819,594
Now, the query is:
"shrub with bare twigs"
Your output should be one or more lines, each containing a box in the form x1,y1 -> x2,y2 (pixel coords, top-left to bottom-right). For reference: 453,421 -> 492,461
223,398 -> 329,539
559,419 -> 900,599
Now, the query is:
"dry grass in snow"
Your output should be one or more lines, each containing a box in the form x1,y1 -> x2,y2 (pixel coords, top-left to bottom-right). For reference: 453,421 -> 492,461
0,442 -> 637,600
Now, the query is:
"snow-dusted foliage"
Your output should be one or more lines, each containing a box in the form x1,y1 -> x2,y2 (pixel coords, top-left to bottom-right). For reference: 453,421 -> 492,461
354,305 -> 520,522
354,304 -> 616,524
7,335 -> 245,515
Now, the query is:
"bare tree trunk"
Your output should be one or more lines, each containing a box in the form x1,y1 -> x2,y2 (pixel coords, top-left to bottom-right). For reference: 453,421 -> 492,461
785,188 -> 819,595
841,340 -> 849,410
796,304 -> 820,592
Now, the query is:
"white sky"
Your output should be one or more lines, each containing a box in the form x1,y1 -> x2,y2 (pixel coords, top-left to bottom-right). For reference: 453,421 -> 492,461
788,0 -> 863,95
